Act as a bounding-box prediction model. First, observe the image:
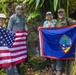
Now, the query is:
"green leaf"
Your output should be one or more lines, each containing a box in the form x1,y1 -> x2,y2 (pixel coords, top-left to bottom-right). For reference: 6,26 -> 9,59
27,1 -> 36,11
62,0 -> 67,10
54,0 -> 58,11
48,0 -> 54,13
35,0 -> 40,10
0,1 -> 6,14
23,0 -> 29,4
40,0 -> 45,7
27,12 -> 40,22
28,0 -> 34,5
2,4 -> 6,14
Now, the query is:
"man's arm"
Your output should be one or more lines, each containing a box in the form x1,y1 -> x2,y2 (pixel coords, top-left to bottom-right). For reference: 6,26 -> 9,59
25,24 -> 28,31
68,18 -> 76,25
8,16 -> 14,30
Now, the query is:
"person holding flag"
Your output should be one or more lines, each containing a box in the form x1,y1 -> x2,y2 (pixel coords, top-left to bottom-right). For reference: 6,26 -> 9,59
0,13 -> 18,75
43,9 -> 76,75
43,11 -> 57,75
55,8 -> 76,75
7,5 -> 28,75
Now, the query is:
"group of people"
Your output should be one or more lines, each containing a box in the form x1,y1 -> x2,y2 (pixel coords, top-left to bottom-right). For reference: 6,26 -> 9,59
0,5 -> 27,75
0,4 -> 76,75
43,9 -> 76,75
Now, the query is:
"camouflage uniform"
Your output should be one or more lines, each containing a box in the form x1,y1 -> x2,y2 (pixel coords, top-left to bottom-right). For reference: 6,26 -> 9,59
56,17 -> 76,26
55,17 -> 76,73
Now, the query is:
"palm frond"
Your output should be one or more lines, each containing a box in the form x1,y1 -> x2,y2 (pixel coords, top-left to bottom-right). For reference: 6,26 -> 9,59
27,12 -> 39,22
35,0 -> 40,10
54,0 -> 58,11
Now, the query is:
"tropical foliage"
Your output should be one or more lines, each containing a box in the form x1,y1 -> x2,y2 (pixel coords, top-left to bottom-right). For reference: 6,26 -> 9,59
23,0 -> 69,22
0,0 -> 73,22
0,0 -> 6,14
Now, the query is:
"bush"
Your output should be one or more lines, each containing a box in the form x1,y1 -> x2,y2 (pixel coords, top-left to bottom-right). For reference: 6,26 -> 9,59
28,56 -> 47,70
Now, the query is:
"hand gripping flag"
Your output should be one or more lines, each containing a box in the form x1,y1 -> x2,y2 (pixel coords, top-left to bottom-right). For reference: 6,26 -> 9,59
38,25 -> 76,60
0,26 -> 28,68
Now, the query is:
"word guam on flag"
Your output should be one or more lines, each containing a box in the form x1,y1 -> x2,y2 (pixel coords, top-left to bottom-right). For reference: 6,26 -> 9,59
38,25 -> 76,60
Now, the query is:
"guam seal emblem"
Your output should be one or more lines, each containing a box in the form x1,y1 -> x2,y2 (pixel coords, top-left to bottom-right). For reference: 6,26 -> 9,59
59,34 -> 72,53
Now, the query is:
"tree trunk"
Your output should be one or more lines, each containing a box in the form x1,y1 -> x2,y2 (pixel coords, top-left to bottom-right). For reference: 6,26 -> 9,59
66,0 -> 69,17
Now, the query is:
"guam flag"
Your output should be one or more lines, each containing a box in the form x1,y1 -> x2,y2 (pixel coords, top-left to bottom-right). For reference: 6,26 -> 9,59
38,25 -> 76,60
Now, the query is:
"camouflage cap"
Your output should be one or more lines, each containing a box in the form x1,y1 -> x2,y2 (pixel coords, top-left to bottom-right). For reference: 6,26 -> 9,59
58,8 -> 64,12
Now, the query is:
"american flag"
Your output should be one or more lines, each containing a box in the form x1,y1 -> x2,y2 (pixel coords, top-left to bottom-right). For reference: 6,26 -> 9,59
0,28 -> 28,68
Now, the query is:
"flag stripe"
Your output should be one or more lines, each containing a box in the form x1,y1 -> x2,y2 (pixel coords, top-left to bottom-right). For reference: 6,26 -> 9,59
0,58 -> 26,68
14,39 -> 26,42
10,46 -> 26,50
0,55 -> 27,64
11,49 -> 27,53
16,35 -> 27,38
0,53 -> 27,60
13,42 -> 26,45
13,44 -> 26,47
15,37 -> 26,40
0,50 -> 10,53
16,32 -> 28,36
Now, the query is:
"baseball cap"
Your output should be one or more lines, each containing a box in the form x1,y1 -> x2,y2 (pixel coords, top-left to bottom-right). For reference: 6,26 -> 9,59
16,5 -> 22,10
0,13 -> 6,19
46,11 -> 52,15
58,8 -> 64,12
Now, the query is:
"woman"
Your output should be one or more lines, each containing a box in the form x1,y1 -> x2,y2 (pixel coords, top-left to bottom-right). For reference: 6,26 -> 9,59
43,11 -> 57,27
43,11 -> 57,75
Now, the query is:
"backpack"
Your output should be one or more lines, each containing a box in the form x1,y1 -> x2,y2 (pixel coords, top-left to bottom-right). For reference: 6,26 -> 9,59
66,18 -> 70,26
